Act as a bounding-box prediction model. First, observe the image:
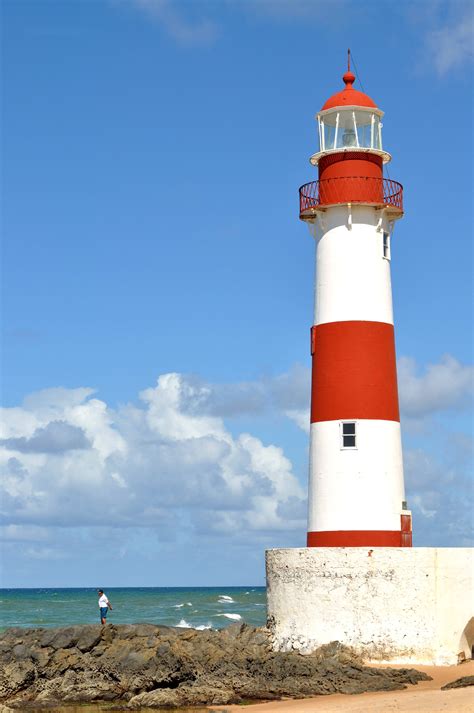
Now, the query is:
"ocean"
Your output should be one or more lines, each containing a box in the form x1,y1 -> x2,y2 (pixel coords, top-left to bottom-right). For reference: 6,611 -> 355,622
0,586 -> 267,631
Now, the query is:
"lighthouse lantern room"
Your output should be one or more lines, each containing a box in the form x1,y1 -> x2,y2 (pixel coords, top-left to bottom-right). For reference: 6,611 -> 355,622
301,53 -> 411,548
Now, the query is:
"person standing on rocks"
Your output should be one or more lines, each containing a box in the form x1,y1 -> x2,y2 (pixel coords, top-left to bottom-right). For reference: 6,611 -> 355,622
98,589 -> 113,625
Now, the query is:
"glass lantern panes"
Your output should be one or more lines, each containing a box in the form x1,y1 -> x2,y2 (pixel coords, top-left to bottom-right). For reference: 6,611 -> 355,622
319,110 -> 382,153
341,422 -> 356,449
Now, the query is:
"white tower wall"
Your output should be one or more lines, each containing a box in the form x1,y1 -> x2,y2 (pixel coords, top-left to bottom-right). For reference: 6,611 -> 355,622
313,206 -> 394,326
308,420 -> 405,532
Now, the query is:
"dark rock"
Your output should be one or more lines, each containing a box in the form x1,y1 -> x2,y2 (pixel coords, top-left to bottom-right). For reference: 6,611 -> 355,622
76,625 -> 103,652
442,675 -> 474,690
49,626 -> 81,650
116,623 -> 160,639
11,645 -> 30,661
101,625 -> 117,644
29,646 -> 50,667
311,640 -> 364,664
39,629 -> 57,647
0,623 -> 431,708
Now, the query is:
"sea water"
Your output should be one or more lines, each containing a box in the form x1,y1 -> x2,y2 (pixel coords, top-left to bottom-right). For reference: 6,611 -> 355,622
0,586 -> 267,630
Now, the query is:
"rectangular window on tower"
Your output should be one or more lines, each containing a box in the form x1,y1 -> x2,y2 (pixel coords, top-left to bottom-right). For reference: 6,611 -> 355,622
383,231 -> 391,260
341,422 -> 357,449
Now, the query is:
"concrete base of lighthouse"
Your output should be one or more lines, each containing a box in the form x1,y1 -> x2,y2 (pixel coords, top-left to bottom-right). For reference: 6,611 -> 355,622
266,547 -> 474,665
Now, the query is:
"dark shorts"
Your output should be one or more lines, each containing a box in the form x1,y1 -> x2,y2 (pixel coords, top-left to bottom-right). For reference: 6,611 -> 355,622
100,607 -> 108,620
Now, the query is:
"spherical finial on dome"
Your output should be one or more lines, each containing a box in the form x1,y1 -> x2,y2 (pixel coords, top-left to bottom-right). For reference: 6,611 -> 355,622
343,70 -> 356,88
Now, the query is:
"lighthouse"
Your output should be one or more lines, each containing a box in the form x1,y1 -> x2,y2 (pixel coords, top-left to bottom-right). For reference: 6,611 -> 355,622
265,56 -> 473,665
300,53 -> 412,548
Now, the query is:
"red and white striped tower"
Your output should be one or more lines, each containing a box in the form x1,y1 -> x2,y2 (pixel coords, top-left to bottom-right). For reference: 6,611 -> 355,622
300,53 -> 412,548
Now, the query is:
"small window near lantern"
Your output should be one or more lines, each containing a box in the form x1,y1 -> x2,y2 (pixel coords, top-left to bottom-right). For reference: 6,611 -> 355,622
341,422 -> 357,449
383,231 -> 391,260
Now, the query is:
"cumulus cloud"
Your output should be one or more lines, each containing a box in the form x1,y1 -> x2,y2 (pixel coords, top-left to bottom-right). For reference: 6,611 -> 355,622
398,355 -> 473,419
0,373 -> 305,534
0,421 -> 90,454
424,6 -> 474,76
129,0 -> 218,46
170,364 -> 311,429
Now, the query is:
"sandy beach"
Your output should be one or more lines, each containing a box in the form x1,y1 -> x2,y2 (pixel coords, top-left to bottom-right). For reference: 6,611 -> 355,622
210,661 -> 474,713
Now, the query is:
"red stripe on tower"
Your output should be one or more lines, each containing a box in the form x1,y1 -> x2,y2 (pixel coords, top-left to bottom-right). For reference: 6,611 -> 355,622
310,321 -> 400,423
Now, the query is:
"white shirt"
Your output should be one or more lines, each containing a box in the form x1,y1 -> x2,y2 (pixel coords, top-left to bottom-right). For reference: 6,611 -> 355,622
98,594 -> 109,608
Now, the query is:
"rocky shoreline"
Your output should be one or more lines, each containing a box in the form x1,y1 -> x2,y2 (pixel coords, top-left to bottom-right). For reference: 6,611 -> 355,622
0,623 -> 430,709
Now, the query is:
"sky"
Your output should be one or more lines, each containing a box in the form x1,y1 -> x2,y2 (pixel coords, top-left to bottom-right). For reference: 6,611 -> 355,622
1,0 -> 473,588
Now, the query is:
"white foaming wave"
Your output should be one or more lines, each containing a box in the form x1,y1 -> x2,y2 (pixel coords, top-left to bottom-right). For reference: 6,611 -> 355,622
175,618 -> 212,630
218,613 -> 242,621
173,604 -> 185,608
187,602 -> 192,606
217,595 -> 235,603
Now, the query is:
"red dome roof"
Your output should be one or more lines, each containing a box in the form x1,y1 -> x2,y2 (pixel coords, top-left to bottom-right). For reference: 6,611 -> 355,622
321,71 -> 377,111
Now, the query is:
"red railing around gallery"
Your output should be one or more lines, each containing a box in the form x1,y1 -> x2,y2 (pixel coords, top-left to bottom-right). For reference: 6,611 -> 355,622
299,177 -> 403,218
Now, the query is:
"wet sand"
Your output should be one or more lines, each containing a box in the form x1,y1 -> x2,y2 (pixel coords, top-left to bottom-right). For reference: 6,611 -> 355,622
210,661 -> 474,713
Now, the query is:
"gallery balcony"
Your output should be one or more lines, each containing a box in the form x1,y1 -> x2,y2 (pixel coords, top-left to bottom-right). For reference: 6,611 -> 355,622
299,177 -> 403,220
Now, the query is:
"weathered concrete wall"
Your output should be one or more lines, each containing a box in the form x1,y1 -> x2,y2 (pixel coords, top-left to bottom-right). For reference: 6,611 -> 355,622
266,547 -> 474,665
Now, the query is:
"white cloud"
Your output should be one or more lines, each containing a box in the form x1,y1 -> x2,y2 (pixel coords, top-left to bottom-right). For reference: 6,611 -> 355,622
23,386 -> 96,414
398,355 -> 473,419
129,0 -> 218,46
172,364 -> 311,422
0,421 -> 90,453
0,372 -> 305,535
424,7 -> 474,76
284,409 -> 310,433
141,373 -> 228,441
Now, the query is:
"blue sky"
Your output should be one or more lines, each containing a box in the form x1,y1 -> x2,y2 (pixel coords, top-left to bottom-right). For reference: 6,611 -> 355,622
1,0 -> 473,587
